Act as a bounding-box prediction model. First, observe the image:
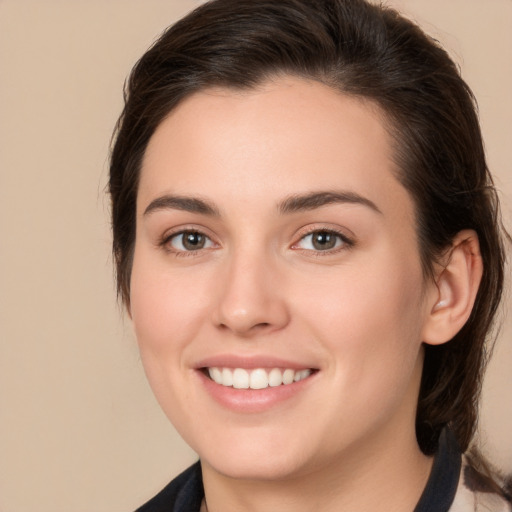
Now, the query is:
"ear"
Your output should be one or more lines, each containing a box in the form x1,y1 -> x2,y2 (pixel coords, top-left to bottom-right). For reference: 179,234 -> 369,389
421,230 -> 483,345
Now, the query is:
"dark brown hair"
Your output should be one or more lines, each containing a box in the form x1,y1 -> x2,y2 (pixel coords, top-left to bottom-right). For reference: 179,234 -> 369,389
109,0 -> 507,458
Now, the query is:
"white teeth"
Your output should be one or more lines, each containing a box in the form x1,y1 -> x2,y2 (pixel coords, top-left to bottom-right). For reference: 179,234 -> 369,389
207,367 -> 313,389
294,369 -> 311,382
210,367 -> 222,384
282,368 -> 295,385
232,368 -> 249,389
250,368 -> 269,389
221,368 -> 233,386
268,368 -> 283,387
302,369 -> 312,380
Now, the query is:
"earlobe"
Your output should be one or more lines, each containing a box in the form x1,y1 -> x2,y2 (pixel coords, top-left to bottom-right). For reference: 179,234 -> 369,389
422,230 -> 483,345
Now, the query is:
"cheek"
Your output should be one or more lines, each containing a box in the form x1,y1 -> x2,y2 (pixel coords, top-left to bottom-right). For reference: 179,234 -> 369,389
129,247 -> 209,361
296,250 -> 426,386
128,248 -> 207,421
302,251 -> 423,331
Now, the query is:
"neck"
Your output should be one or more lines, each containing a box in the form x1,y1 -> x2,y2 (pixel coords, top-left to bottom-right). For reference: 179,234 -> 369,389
201,424 -> 433,512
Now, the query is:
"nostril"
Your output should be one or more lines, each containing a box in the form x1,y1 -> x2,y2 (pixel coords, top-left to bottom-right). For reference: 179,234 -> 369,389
216,320 -> 272,335
256,322 -> 270,328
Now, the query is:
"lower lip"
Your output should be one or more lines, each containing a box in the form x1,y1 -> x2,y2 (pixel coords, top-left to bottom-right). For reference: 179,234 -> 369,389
196,370 -> 317,413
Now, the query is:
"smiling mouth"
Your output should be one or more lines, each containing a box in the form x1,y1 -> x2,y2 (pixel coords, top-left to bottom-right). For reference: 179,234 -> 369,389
204,367 -> 315,390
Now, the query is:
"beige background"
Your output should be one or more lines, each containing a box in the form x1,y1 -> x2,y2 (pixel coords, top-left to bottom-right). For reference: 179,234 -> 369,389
0,1 -> 510,511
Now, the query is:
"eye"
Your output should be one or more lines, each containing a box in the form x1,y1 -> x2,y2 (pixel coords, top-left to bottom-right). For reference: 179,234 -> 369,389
167,230 -> 215,252
295,230 -> 351,252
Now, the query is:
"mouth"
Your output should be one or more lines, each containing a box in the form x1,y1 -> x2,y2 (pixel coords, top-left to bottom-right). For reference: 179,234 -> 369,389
196,358 -> 319,412
203,367 -> 316,390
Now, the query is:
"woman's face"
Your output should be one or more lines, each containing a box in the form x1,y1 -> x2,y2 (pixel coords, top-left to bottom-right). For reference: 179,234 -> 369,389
130,77 -> 435,480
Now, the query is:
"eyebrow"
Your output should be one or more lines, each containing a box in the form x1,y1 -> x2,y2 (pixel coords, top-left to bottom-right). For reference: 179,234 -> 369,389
143,190 -> 381,218
278,191 -> 382,215
143,195 -> 220,217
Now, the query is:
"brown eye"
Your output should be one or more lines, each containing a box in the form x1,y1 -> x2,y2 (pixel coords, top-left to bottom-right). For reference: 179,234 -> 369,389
311,231 -> 337,250
296,230 -> 349,252
169,231 -> 213,251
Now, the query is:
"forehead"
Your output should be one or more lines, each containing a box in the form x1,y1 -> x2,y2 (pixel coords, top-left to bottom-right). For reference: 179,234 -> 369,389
138,76 -> 413,222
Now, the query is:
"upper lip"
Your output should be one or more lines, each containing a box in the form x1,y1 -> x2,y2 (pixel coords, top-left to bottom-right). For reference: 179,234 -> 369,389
194,354 -> 319,370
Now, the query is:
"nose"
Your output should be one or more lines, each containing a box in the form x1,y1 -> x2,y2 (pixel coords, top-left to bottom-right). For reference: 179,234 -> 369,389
211,250 -> 290,337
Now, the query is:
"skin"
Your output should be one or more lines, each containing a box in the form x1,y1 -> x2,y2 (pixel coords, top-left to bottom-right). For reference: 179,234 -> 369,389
130,77 -> 457,511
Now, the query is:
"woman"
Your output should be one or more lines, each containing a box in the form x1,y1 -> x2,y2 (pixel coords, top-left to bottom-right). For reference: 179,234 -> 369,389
109,0 -> 511,510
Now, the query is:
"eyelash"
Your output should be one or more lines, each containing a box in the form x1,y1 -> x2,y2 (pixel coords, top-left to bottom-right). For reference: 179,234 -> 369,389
159,227 -> 355,257
160,229 -> 217,257
292,228 -> 355,255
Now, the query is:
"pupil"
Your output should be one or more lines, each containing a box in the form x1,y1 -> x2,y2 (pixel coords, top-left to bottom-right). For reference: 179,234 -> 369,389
183,232 -> 205,250
313,232 -> 335,250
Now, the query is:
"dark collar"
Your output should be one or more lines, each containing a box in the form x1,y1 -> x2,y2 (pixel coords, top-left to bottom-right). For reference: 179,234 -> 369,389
414,428 -> 462,512
135,461 -> 203,512
136,429 -> 461,512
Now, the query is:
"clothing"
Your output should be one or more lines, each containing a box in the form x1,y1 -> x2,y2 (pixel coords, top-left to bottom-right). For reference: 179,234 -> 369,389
135,430 -> 511,512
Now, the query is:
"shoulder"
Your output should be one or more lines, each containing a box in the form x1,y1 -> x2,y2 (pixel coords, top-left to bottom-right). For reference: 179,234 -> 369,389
135,461 -> 204,512
450,456 -> 512,512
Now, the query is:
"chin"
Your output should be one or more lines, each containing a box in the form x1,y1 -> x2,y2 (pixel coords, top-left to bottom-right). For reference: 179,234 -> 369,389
202,449 -> 310,482
190,426 -> 316,481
